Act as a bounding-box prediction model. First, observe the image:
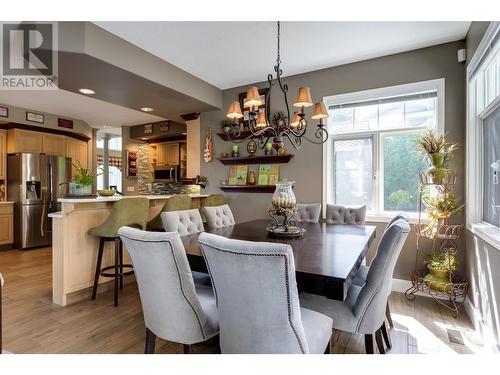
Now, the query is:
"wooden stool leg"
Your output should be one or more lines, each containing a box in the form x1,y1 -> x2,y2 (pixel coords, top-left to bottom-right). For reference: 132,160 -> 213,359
114,238 -> 120,307
386,302 -> 394,329
381,321 -> 392,349
375,328 -> 386,354
364,334 -> 375,354
119,239 -> 124,290
145,328 -> 156,354
91,238 -> 105,300
183,344 -> 192,354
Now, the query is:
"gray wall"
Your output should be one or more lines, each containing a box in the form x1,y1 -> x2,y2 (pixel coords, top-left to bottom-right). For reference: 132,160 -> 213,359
200,41 -> 466,280
464,21 -> 500,352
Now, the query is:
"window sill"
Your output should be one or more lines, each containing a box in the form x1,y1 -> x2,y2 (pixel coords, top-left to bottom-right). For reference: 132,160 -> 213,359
468,222 -> 500,251
365,214 -> 429,225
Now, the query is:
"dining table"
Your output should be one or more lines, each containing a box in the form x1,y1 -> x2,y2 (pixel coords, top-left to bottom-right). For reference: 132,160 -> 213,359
181,219 -> 377,301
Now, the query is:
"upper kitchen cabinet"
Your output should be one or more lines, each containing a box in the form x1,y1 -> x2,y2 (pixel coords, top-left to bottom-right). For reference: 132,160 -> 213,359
0,129 -> 6,180
66,138 -> 88,172
7,129 -> 43,154
42,134 -> 67,156
166,143 -> 180,165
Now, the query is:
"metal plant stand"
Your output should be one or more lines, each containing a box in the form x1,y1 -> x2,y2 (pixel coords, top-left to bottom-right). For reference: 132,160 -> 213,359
405,172 -> 469,318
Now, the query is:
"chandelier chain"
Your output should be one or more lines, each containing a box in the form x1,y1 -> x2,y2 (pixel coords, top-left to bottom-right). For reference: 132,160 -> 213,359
276,21 -> 281,66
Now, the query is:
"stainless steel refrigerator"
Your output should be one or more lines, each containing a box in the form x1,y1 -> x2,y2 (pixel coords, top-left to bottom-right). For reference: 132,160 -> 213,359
7,153 -> 71,250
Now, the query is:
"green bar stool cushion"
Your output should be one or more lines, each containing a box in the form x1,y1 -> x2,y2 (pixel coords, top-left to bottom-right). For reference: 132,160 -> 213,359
200,194 -> 225,222
88,197 -> 150,238
147,195 -> 192,231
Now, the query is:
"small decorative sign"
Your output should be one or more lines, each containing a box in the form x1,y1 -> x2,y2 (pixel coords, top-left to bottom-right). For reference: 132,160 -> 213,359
0,105 -> 8,118
144,124 -> 153,134
159,121 -> 170,132
26,111 -> 44,124
58,118 -> 74,129
126,150 -> 138,178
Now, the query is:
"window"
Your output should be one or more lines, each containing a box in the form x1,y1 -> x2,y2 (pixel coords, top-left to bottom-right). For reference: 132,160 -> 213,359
324,79 -> 444,219
482,107 -> 500,227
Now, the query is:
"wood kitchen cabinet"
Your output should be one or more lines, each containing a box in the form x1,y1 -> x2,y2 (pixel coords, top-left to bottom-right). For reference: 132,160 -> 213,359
7,129 -> 43,154
166,143 -> 180,165
156,143 -> 167,164
66,138 -> 88,174
0,129 -> 6,179
0,203 -> 14,246
42,133 -> 66,156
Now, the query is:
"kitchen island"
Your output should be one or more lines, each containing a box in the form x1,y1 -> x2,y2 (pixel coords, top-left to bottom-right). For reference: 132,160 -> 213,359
50,194 -> 208,306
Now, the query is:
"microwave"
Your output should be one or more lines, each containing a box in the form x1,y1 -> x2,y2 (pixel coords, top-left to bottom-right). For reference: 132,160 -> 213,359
153,165 -> 178,182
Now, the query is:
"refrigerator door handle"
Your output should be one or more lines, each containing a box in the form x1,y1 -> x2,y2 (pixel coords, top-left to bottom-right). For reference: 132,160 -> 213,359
47,162 -> 53,203
40,203 -> 46,238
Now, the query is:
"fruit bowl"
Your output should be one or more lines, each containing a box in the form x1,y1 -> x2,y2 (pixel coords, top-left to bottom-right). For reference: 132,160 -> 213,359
97,189 -> 117,197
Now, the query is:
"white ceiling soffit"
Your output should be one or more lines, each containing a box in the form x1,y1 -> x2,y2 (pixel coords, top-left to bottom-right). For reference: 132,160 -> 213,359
95,21 -> 471,90
0,89 -> 164,127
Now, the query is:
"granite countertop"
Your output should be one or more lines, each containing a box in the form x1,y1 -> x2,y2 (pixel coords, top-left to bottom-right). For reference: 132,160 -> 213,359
58,194 -> 209,203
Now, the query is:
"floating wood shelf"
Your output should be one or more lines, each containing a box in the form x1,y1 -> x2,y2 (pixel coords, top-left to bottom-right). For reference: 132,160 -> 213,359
217,154 -> 294,165
220,185 -> 276,193
216,130 -> 257,141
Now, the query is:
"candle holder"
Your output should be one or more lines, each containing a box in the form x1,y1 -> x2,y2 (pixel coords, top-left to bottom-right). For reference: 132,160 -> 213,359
267,180 -> 305,237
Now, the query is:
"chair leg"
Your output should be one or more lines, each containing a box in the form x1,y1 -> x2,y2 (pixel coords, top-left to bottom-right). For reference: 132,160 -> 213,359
324,339 -> 331,354
144,328 -> 156,354
91,238 -> 105,300
386,302 -> 394,329
381,321 -> 392,349
183,344 -> 191,354
114,238 -> 120,307
119,239 -> 124,290
364,334 -> 375,354
375,328 -> 386,354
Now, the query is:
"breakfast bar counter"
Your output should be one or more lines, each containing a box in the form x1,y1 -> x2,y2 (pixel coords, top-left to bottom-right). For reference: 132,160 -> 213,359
51,194 -> 208,306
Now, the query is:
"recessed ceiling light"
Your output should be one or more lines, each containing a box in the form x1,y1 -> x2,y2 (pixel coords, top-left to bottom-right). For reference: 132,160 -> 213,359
140,107 -> 154,112
79,88 -> 95,95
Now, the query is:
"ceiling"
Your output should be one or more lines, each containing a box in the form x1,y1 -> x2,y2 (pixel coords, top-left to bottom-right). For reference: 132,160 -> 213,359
0,89 -> 164,127
95,21 -> 472,90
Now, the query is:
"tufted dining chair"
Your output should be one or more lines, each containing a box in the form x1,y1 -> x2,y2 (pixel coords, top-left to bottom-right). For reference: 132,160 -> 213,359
351,214 -> 410,329
325,204 -> 366,225
118,227 -> 219,354
161,209 -> 205,236
203,204 -> 236,230
300,219 -> 410,354
198,232 -> 333,354
294,203 -> 322,223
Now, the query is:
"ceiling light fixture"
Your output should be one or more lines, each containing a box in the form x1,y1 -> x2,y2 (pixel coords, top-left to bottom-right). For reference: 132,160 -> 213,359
78,88 -> 95,95
225,21 -> 328,150
141,107 -> 154,112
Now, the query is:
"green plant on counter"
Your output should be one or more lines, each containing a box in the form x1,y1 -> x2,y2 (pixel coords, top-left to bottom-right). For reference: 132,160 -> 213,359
425,252 -> 458,272
70,161 -> 103,188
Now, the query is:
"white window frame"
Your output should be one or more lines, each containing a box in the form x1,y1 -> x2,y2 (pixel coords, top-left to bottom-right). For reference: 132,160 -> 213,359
466,22 -> 500,250
322,79 -> 445,222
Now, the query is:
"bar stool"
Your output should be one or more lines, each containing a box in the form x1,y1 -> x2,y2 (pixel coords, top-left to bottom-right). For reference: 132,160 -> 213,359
89,197 -> 149,306
199,194 -> 225,223
146,195 -> 192,231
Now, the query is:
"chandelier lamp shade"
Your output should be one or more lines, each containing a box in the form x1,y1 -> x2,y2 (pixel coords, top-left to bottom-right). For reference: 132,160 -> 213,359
225,21 -> 329,150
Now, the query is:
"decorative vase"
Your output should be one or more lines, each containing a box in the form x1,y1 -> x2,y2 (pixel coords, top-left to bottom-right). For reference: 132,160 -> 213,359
424,266 -> 452,292
231,145 -> 240,158
272,180 -> 296,210
247,139 -> 257,155
69,182 -> 92,196
427,152 -> 448,183
248,171 -> 256,185
265,143 -> 273,156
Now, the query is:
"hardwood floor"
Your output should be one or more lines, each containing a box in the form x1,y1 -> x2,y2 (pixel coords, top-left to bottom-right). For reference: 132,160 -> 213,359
0,247 -> 483,354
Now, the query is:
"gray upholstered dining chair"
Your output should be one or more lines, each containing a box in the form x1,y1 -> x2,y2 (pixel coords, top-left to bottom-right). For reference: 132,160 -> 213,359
118,227 -> 219,354
351,214 -> 410,329
203,204 -> 235,230
161,209 -> 205,236
294,203 -> 322,223
325,204 -> 366,225
160,209 -> 211,286
198,232 -> 333,354
300,219 -> 410,354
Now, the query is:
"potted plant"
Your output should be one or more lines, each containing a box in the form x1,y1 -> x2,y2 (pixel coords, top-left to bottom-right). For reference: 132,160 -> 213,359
65,162 -> 102,196
424,252 -> 458,292
422,193 -> 463,238
220,119 -> 233,133
416,130 -> 458,183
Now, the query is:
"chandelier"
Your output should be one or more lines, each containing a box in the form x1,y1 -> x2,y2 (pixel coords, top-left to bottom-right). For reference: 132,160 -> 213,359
225,21 -> 329,150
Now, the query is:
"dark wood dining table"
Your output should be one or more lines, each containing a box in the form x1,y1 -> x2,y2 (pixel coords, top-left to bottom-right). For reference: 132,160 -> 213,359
181,219 -> 377,301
